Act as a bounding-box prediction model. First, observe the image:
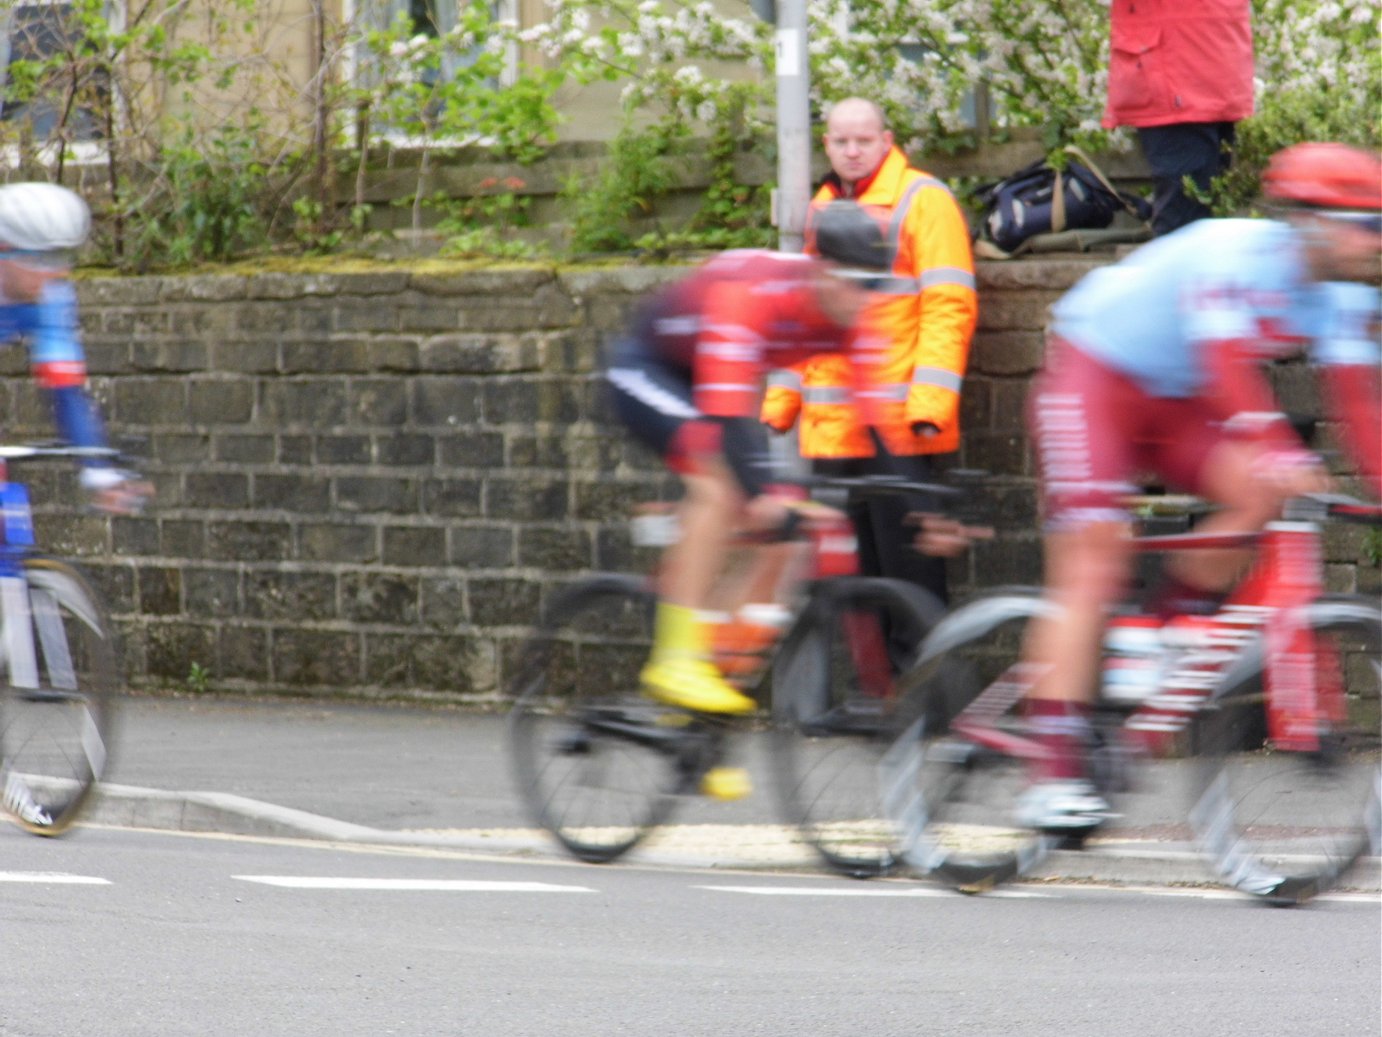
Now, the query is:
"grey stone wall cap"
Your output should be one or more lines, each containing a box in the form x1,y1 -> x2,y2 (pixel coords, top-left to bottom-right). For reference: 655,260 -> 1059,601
976,257 -> 1107,291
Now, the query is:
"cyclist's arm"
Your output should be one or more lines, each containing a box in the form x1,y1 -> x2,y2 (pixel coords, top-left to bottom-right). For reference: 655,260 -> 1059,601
1323,364 -> 1382,497
20,285 -> 148,512
26,284 -> 111,458
1186,272 -> 1305,454
1314,282 -> 1382,497
685,280 -> 779,498
1199,335 -> 1302,451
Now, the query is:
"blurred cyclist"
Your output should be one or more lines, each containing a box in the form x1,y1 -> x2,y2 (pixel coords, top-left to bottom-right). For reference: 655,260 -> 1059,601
605,202 -> 896,794
1021,142 -> 1381,828
0,182 -> 147,514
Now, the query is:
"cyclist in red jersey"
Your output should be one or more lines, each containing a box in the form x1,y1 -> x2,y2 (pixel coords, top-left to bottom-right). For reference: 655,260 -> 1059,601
606,202 -> 896,794
1019,143 -> 1381,829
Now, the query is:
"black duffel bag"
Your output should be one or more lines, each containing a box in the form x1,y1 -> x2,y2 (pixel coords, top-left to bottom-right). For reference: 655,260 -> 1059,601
975,145 -> 1151,257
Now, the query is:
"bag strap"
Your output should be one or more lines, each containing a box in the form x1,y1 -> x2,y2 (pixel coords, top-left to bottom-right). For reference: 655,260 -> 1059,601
1063,144 -> 1146,220
1051,168 -> 1067,234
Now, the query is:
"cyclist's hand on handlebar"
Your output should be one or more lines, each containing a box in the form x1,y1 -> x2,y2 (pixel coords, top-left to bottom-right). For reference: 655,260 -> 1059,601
784,497 -> 848,526
81,467 -> 153,515
908,512 -> 994,557
742,489 -> 798,535
743,492 -> 845,537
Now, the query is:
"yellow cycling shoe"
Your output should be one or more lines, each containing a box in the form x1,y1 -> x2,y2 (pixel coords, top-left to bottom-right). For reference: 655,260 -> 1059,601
640,657 -> 758,715
700,766 -> 752,801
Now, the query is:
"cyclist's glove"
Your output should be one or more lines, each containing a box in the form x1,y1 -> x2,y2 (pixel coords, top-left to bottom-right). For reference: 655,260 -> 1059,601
79,467 -> 135,492
80,466 -> 150,515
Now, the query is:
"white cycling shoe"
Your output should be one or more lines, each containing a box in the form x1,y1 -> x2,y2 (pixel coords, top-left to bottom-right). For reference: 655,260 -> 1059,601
1015,779 -> 1113,832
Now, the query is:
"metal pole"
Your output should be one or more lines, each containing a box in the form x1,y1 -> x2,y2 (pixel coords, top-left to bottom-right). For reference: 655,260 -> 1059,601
773,0 -> 811,253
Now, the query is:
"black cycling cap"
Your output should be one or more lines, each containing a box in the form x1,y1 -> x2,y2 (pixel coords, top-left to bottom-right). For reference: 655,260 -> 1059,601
812,200 -> 891,272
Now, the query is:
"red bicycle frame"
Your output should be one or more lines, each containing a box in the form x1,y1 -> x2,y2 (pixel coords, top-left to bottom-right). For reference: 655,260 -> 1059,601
949,506 -> 1371,761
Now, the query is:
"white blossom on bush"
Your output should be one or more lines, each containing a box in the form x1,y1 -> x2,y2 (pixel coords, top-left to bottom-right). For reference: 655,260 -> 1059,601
523,0 -> 1377,159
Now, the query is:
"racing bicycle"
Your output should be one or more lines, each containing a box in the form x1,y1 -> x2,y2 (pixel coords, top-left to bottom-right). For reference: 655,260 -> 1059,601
882,492 -> 1381,905
507,475 -> 970,876
0,443 -> 122,836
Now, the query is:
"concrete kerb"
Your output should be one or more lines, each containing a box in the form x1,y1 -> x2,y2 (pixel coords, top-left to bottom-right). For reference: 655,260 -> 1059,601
81,782 -> 1382,892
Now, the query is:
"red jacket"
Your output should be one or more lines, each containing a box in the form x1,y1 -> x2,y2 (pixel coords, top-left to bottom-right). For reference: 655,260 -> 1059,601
1103,0 -> 1254,129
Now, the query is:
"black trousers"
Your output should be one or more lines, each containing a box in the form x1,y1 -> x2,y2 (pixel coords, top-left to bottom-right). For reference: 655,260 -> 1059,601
1137,122 -> 1236,237
811,449 -> 949,606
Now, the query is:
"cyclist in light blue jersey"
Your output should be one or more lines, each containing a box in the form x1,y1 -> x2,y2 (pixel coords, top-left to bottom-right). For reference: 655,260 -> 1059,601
1020,143 -> 1381,830
1052,218 -> 1378,401
0,182 -> 147,514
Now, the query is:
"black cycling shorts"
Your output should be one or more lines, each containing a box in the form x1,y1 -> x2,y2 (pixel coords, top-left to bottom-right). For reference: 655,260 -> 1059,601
604,336 -> 700,462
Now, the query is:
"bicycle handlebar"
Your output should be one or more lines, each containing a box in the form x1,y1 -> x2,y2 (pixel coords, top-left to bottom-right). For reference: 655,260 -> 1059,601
1283,493 -> 1382,526
798,470 -> 987,500
1124,490 -> 1381,526
0,443 -> 138,467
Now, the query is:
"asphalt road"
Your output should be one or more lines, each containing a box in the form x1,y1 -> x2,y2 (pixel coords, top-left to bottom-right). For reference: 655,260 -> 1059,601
2,825 -> 1378,1037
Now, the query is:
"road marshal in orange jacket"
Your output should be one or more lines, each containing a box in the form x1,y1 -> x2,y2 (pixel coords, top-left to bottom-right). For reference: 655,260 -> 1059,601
763,97 -> 978,459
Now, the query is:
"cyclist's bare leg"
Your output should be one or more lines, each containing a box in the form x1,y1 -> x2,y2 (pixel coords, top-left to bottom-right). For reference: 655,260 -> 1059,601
655,461 -> 745,614
709,540 -> 804,612
1021,519 -> 1131,798
643,458 -> 759,717
1026,519 -> 1132,704
1163,439 -> 1328,592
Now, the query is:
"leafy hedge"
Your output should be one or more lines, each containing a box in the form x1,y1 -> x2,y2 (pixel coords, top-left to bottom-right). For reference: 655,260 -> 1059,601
1,0 -> 1375,267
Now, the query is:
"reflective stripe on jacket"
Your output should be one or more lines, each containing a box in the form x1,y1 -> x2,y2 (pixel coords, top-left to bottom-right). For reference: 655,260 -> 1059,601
774,147 -> 977,457
760,353 -> 875,458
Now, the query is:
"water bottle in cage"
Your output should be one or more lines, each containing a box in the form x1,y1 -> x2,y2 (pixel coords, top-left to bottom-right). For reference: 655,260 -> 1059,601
1101,614 -> 1165,705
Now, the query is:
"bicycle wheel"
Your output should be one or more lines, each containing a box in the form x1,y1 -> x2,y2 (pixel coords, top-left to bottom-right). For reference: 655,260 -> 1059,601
508,575 -> 692,863
772,576 -> 943,878
1190,597 -> 1382,905
1,558 -> 117,836
883,589 -> 1060,891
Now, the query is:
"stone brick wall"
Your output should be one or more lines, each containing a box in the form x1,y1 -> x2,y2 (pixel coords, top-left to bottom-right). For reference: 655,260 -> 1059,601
1,259 -> 1370,702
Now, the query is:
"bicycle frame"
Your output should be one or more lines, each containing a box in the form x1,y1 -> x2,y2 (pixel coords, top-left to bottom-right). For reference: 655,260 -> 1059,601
945,508 -> 1365,764
0,460 -> 42,688
632,485 -> 931,707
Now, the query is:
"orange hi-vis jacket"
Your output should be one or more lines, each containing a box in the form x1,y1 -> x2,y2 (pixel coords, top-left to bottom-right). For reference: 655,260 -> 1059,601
761,147 -> 978,457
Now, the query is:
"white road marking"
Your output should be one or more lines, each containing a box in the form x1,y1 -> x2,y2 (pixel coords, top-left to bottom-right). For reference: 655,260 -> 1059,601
697,885 -> 1046,899
232,876 -> 596,892
0,871 -> 111,885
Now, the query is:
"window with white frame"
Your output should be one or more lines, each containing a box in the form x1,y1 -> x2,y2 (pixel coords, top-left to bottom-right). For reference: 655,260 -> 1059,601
0,0 -> 108,142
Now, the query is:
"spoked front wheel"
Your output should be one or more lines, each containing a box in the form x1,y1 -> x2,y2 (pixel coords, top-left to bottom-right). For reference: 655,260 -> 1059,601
771,576 -> 943,878
508,575 -> 696,863
883,590 -> 1060,890
1,559 -> 117,836
1190,599 -> 1382,905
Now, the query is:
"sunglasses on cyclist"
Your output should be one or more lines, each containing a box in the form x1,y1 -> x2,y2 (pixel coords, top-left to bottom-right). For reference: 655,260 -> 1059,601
1313,209 -> 1382,234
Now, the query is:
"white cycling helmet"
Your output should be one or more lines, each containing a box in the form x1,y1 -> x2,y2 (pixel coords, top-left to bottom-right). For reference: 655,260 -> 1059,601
0,182 -> 91,252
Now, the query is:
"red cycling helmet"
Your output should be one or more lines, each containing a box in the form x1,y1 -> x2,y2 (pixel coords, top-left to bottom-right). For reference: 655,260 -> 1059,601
1262,143 -> 1382,210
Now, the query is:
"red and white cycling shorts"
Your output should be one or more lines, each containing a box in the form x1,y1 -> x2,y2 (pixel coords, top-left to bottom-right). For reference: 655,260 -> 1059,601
1029,337 -> 1228,530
